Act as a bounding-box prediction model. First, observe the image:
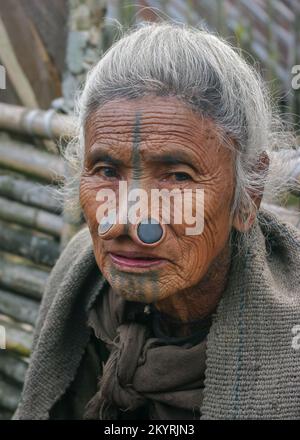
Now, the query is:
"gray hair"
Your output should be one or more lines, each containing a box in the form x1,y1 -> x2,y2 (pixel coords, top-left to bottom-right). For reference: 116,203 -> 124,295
64,21 -> 298,226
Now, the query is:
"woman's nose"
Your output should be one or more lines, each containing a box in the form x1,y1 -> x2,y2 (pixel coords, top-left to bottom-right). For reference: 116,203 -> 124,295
98,213 -> 165,247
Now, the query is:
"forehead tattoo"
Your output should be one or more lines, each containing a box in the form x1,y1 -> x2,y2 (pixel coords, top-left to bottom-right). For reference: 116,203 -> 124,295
123,111 -> 143,234
132,111 -> 142,180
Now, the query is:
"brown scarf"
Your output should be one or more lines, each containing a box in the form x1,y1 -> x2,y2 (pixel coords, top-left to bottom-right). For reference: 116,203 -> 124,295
83,284 -> 211,420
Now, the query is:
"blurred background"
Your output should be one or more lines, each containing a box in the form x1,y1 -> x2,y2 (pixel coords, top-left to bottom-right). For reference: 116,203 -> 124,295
0,0 -> 299,419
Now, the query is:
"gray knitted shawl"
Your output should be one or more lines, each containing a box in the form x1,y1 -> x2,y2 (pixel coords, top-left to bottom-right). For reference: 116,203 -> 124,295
13,210 -> 300,420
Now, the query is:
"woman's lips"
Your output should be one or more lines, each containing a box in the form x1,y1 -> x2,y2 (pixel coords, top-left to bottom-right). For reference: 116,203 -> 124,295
109,252 -> 167,269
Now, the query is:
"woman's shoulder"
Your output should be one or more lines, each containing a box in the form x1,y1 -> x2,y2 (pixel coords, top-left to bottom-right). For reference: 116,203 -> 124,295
258,207 -> 300,244
257,208 -> 300,287
50,226 -> 93,281
32,226 -> 95,351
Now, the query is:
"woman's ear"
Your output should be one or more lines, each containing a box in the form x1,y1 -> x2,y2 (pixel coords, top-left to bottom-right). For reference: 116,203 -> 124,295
233,151 -> 270,232
233,204 -> 257,232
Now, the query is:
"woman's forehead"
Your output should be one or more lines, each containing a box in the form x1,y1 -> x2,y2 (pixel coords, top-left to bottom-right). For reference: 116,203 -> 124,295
84,96 -> 224,153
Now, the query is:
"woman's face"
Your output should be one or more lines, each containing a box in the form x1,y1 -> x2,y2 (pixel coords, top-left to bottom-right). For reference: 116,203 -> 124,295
80,96 -> 236,303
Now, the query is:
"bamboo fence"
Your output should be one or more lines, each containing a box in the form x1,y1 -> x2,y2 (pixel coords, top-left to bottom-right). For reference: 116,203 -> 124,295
0,103 -> 77,419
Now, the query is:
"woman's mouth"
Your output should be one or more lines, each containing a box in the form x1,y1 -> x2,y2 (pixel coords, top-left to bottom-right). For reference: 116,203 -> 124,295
108,251 -> 167,270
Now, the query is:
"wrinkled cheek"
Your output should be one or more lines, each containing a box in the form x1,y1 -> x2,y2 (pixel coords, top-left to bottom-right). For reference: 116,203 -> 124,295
201,188 -> 233,252
79,181 -> 110,272
80,182 -> 100,232
180,235 -> 210,281
166,203 -> 231,288
93,239 -> 107,269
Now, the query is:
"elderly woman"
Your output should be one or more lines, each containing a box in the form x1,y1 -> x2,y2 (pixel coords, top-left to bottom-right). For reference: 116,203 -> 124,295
14,22 -> 300,420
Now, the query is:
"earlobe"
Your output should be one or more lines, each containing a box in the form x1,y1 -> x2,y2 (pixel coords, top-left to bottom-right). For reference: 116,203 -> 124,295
233,151 -> 269,233
233,208 -> 256,232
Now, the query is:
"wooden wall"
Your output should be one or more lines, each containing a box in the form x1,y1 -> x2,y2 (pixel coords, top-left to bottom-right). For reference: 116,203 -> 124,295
0,0 -> 68,109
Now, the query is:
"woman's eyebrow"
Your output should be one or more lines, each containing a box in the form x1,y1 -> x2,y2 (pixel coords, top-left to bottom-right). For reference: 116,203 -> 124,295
146,152 -> 198,168
87,149 -> 124,166
87,148 -> 202,171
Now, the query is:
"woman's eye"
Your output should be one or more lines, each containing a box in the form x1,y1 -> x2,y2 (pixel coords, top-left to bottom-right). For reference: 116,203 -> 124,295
96,166 -> 119,178
173,172 -> 191,181
161,172 -> 192,183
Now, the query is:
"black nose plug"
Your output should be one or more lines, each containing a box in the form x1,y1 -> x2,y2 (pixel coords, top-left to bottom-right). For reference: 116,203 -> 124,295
137,218 -> 164,244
